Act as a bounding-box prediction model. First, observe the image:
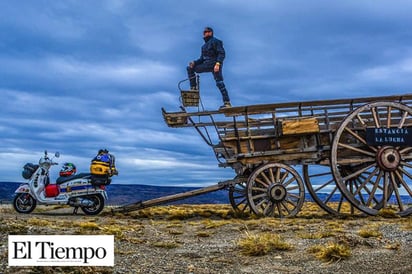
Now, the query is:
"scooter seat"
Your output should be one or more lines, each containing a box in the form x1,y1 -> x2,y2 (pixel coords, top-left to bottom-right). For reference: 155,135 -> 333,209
56,173 -> 92,184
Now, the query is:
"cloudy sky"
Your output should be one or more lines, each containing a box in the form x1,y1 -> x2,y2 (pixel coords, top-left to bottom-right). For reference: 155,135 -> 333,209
2,0 -> 412,186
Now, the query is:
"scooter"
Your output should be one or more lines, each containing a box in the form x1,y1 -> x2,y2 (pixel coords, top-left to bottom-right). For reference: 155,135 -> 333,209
13,150 -> 111,215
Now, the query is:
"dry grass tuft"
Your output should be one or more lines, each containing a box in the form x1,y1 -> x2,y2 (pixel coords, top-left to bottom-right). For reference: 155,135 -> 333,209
76,221 -> 100,231
358,225 -> 382,238
152,241 -> 180,249
298,230 -> 335,239
201,219 -> 232,229
237,231 -> 292,256
196,231 -> 211,237
130,204 -> 234,220
168,229 -> 184,235
401,217 -> 412,231
308,242 -> 351,262
377,208 -> 400,218
27,218 -> 53,227
384,242 -> 401,250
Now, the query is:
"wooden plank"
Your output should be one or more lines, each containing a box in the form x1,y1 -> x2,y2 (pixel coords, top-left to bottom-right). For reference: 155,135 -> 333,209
279,117 -> 319,135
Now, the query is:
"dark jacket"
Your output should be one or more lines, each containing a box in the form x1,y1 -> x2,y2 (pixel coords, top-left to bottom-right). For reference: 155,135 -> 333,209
194,36 -> 225,66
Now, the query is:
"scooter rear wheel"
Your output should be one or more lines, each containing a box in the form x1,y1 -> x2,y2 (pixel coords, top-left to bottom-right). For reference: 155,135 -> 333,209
13,193 -> 37,214
81,194 -> 105,215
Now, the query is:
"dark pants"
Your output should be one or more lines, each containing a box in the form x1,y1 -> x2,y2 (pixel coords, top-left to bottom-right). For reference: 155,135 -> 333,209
187,62 -> 230,103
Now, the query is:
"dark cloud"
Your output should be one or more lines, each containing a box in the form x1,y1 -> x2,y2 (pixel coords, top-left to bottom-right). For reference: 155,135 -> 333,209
1,1 -> 412,186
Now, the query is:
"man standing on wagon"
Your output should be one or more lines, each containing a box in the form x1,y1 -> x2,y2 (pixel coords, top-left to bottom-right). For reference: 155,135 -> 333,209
187,26 -> 231,109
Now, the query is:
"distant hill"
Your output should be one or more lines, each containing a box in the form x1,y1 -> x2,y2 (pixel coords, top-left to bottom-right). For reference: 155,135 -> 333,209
0,182 -> 229,206
2,182 -> 411,207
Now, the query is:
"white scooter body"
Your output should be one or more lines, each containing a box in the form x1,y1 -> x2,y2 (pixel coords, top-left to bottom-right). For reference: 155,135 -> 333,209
14,151 -> 109,215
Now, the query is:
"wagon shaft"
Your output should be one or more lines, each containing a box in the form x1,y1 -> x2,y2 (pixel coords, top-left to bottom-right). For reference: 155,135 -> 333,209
113,179 -> 239,213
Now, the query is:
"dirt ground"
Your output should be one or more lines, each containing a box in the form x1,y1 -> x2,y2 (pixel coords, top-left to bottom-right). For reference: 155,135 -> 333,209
0,203 -> 411,274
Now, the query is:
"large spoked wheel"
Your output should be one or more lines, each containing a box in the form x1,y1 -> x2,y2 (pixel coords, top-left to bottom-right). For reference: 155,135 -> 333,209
13,193 -> 37,214
303,164 -> 359,215
247,163 -> 305,218
229,177 -> 252,214
80,194 -> 105,215
331,101 -> 412,216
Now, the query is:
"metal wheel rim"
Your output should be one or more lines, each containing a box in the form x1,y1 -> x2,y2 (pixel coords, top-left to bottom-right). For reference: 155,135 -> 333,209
81,195 -> 105,215
247,163 -> 305,218
331,101 -> 412,216
13,193 -> 36,213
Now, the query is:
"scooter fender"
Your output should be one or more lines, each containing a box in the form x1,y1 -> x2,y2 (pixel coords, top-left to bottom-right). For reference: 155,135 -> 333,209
15,184 -> 34,196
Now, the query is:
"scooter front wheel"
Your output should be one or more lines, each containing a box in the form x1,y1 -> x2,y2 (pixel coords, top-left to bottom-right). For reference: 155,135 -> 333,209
13,193 -> 37,214
81,194 -> 105,215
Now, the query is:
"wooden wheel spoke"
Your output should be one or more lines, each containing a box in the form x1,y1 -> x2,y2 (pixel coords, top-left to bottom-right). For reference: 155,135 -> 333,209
342,163 -> 376,181
356,113 -> 366,126
313,178 -> 335,192
276,203 -> 283,217
398,110 -> 409,128
255,177 -> 269,188
366,170 -> 384,206
288,193 -> 301,199
371,107 -> 381,128
261,170 -> 273,185
336,196 -> 343,212
338,142 -> 376,157
286,185 -> 299,191
382,172 -> 390,208
395,168 -> 412,196
255,198 -> 267,209
310,171 -> 332,178
269,167 -> 275,183
283,176 -> 296,187
344,127 -> 377,152
252,193 -> 267,200
251,186 -> 267,192
324,186 -> 339,204
337,157 -> 376,165
399,147 -> 412,154
235,197 -> 247,206
275,168 -> 281,182
360,180 -> 382,205
263,202 -> 274,216
233,194 -> 246,200
353,167 -> 379,196
389,172 -> 404,211
353,181 -> 368,205
238,204 -> 248,212
280,201 -> 292,214
387,106 -> 392,128
397,166 -> 412,181
400,161 -> 412,169
286,196 -> 299,206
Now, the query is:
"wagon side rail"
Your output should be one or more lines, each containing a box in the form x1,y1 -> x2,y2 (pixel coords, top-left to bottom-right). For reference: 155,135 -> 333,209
162,94 -> 412,166
163,94 -> 412,129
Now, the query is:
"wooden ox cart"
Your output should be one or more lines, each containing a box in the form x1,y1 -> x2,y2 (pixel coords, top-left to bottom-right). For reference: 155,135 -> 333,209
116,93 -> 412,218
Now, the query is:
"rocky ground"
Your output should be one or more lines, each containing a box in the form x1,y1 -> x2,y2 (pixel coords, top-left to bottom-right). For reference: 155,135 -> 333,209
0,203 -> 411,273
